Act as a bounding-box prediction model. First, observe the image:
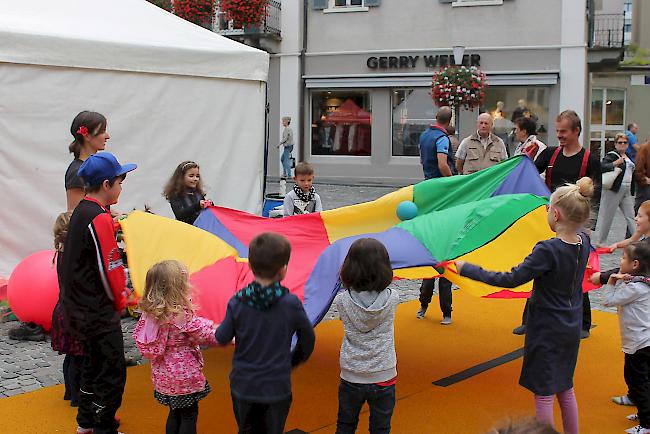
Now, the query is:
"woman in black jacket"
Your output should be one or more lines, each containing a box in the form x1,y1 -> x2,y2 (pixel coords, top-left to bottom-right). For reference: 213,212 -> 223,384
595,133 -> 636,245
163,161 -> 213,224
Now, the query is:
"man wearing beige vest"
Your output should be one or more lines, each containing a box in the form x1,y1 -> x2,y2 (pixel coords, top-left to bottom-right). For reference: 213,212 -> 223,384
455,113 -> 508,175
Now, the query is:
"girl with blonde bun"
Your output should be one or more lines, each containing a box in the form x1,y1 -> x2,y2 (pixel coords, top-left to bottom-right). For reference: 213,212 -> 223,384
457,177 -> 594,434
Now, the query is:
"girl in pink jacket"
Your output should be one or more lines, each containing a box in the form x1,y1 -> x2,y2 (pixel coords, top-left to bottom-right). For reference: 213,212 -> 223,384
133,260 -> 218,434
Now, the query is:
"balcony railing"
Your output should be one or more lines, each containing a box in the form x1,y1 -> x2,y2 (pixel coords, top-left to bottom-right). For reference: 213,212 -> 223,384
213,0 -> 281,39
589,13 -> 625,49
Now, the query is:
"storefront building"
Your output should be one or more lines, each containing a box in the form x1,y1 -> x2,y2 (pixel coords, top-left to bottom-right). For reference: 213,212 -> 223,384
264,0 -> 591,184
589,0 -> 650,156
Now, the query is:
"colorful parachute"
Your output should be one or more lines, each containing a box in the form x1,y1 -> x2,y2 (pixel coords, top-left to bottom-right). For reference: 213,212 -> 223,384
121,156 -> 587,326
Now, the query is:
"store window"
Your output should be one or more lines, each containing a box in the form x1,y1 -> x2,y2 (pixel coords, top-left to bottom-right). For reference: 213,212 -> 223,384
590,87 -> 626,157
333,0 -> 363,6
311,90 -> 372,156
482,86 -> 550,154
391,88 -> 436,157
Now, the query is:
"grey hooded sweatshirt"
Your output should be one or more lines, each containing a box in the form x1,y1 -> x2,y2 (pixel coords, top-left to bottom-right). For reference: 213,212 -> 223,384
334,287 -> 400,384
603,277 -> 650,354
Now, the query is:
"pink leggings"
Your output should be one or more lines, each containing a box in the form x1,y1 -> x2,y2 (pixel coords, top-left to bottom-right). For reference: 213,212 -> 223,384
534,388 -> 579,434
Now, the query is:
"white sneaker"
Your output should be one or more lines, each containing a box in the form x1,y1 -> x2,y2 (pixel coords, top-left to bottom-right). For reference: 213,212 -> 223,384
625,425 -> 650,433
628,414 -> 639,421
416,306 -> 427,319
440,316 -> 452,325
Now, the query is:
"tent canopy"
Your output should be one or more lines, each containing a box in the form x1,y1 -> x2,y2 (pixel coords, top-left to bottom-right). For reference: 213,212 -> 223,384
0,0 -> 269,276
325,99 -> 372,125
0,0 -> 268,81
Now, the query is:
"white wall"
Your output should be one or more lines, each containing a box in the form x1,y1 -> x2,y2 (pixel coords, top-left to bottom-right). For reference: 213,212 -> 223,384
559,0 -> 588,136
275,0 -> 303,174
308,0 -> 563,53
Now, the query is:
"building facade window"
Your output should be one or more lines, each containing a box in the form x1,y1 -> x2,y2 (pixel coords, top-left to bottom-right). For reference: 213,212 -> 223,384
624,1 -> 632,46
590,87 -> 626,156
392,88 -> 435,157
452,0 -> 504,7
390,86 -> 551,157
333,0 -> 363,6
311,90 -> 372,156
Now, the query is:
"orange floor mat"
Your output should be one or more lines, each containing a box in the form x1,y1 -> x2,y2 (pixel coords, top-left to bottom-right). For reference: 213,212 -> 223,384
0,291 -> 636,433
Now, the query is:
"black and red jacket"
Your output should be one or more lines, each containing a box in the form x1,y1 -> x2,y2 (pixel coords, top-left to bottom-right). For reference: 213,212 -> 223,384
61,197 -> 126,339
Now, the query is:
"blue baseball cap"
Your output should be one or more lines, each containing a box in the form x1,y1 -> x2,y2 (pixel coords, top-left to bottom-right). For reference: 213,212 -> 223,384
77,151 -> 137,187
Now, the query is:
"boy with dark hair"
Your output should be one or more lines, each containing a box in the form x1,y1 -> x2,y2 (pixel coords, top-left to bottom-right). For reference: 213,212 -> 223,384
283,162 -> 323,216
216,232 -> 315,434
62,151 -> 136,434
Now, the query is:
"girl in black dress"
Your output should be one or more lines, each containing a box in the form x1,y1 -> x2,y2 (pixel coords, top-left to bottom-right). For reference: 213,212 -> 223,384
163,161 -> 213,225
457,177 -> 594,434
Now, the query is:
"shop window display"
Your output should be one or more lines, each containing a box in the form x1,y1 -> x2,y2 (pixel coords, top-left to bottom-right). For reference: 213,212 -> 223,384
311,90 -> 372,156
482,87 -> 549,155
391,88 -> 437,157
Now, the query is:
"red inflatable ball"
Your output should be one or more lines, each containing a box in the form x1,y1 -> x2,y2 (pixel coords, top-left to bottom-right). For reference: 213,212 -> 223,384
7,250 -> 59,331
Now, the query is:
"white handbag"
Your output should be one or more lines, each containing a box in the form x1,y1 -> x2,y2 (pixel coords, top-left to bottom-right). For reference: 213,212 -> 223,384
602,152 -> 623,190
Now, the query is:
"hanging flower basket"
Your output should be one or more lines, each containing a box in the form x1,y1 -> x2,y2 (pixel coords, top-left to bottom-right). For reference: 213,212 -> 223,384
220,0 -> 269,28
431,65 -> 487,111
173,0 -> 215,29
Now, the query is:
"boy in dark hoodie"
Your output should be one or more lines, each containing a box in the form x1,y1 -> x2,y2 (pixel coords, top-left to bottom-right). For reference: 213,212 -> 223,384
334,238 -> 400,434
215,232 -> 315,434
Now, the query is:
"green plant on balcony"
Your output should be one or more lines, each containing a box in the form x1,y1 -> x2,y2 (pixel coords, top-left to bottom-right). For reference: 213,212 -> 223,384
220,0 -> 269,28
622,43 -> 650,66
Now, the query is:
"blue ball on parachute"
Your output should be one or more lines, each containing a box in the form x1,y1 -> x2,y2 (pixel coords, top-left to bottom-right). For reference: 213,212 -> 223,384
396,201 -> 418,221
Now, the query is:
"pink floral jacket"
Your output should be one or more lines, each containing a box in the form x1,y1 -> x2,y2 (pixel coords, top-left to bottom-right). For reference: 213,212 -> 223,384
133,313 -> 217,396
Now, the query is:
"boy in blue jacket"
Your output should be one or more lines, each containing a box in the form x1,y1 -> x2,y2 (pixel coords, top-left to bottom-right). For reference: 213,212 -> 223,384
216,232 -> 315,434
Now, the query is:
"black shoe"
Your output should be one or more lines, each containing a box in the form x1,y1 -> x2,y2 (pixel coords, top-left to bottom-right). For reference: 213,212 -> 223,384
8,322 -> 46,341
512,324 -> 527,335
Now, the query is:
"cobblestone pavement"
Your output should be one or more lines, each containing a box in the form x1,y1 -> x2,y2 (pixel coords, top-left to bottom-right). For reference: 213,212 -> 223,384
0,181 -> 626,397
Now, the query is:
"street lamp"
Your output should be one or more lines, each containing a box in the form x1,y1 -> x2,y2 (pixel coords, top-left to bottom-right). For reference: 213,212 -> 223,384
452,45 -> 465,66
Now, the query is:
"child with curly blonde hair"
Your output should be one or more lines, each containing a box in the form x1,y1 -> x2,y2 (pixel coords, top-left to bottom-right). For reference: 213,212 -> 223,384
133,260 -> 218,434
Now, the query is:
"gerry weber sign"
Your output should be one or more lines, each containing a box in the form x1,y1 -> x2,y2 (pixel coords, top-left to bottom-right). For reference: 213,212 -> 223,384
366,54 -> 481,69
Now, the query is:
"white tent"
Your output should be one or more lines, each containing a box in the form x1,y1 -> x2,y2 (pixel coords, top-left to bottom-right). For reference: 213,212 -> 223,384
0,0 -> 269,276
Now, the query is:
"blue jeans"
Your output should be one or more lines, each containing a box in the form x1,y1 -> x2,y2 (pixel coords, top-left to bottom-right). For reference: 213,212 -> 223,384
280,145 -> 293,178
336,379 -> 395,434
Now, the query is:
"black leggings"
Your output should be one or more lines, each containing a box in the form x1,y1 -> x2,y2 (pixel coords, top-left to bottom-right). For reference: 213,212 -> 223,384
166,403 -> 199,434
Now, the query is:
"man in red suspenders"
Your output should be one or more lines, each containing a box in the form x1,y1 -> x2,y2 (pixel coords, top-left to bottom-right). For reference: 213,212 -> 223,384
512,110 -> 602,339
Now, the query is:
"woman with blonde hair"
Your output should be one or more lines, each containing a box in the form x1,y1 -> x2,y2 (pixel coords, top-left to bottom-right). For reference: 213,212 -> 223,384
595,132 -> 636,245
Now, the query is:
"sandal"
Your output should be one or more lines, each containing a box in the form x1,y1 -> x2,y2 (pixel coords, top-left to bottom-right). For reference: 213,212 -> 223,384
612,395 -> 635,406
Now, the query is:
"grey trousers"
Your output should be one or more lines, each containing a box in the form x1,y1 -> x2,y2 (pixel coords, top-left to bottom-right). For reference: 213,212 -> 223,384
595,184 -> 636,245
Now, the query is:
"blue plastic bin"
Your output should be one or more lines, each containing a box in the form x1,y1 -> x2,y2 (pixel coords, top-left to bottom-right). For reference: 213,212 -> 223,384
262,193 -> 284,217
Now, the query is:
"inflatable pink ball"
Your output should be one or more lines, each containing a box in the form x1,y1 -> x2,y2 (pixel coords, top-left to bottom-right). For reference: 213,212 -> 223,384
7,250 -> 59,331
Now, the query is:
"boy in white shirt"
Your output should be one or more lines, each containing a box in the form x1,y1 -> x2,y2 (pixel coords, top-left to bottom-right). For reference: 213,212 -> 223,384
283,162 -> 323,216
